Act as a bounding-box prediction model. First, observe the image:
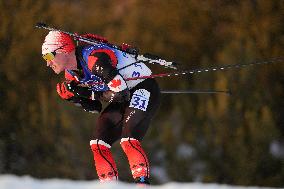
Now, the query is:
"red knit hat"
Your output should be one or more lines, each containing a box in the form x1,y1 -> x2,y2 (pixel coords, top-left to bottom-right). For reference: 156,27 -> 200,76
42,31 -> 75,54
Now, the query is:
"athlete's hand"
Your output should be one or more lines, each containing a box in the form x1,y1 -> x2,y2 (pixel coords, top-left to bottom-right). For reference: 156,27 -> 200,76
57,81 -> 98,100
56,81 -> 75,100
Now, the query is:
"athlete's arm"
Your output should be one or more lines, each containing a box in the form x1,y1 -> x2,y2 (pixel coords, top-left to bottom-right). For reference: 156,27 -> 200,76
88,50 -> 130,102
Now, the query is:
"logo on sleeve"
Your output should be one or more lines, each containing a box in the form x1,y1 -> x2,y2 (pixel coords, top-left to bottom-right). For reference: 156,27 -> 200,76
107,75 -> 127,92
110,79 -> 122,88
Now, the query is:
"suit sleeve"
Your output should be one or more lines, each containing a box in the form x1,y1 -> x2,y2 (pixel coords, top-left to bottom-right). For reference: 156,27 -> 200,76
88,50 -> 128,92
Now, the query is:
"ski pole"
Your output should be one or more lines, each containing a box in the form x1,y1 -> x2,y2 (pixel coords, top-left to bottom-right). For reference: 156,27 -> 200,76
161,90 -> 232,95
125,57 -> 284,81
79,57 -> 284,86
74,57 -> 283,87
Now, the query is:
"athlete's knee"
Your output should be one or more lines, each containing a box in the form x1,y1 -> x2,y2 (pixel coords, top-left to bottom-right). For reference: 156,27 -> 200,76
121,121 -> 149,141
90,139 -> 118,182
90,139 -> 111,152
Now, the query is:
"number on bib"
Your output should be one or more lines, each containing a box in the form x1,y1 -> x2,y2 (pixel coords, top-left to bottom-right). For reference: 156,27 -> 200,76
129,89 -> 150,111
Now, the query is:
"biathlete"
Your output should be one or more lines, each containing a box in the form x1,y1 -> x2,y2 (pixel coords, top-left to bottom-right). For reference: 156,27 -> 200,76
41,31 -> 161,184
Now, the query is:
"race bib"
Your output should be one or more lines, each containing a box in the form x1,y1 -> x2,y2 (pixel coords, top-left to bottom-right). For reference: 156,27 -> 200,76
129,89 -> 150,111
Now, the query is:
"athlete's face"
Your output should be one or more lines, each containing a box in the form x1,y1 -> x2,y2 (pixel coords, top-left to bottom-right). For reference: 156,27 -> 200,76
46,53 -> 68,74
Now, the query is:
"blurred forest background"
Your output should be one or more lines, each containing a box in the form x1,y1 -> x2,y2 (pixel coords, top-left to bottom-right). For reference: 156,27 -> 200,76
0,0 -> 283,187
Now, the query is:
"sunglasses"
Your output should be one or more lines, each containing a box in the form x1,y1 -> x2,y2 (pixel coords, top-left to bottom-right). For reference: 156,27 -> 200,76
42,44 -> 67,62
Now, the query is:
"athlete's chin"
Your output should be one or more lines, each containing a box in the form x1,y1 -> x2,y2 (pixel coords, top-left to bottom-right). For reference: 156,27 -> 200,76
53,68 -> 62,74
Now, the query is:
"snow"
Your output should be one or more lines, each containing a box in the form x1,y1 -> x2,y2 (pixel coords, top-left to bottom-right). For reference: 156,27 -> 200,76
151,166 -> 170,183
0,175 -> 280,189
270,140 -> 284,159
177,143 -> 195,158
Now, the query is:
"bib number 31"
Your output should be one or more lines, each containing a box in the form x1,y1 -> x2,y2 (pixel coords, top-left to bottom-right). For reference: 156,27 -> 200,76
129,89 -> 150,111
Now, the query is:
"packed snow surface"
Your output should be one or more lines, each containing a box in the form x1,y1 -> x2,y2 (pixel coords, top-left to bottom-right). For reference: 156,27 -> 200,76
0,175 -> 280,189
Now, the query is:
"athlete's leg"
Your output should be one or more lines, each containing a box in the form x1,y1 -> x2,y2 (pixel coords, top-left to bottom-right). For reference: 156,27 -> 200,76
120,79 -> 161,184
90,102 -> 124,182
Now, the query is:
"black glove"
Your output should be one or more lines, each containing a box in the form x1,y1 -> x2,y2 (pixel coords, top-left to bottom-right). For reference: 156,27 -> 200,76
65,80 -> 103,99
69,97 -> 102,113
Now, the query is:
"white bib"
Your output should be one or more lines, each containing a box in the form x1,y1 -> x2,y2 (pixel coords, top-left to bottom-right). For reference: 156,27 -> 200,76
115,51 -> 152,89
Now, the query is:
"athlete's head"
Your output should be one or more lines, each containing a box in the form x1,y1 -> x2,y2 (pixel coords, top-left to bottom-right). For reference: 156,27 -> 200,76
42,31 -> 76,74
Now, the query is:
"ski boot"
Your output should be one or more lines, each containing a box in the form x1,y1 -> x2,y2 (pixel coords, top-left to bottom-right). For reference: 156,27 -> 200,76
135,176 -> 150,186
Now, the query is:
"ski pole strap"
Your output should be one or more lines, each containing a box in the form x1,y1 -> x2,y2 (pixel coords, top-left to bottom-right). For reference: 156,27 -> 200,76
125,57 -> 284,81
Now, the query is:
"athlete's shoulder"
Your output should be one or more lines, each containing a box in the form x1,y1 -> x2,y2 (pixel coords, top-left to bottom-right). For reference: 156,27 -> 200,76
64,70 -> 76,81
64,70 -> 82,81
